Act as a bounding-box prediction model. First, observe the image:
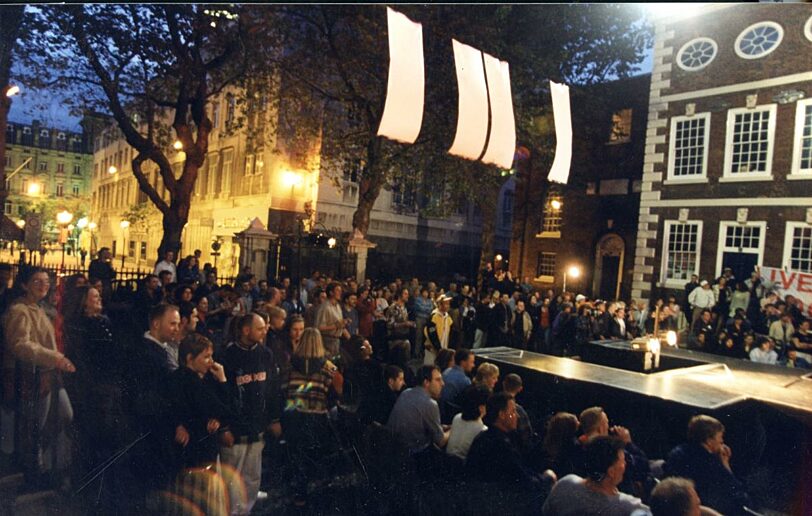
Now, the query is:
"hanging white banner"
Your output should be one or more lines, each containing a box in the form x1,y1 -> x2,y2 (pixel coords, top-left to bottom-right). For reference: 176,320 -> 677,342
377,7 -> 425,144
760,266 -> 812,318
480,53 -> 516,169
448,39 -> 490,162
548,81 -> 573,184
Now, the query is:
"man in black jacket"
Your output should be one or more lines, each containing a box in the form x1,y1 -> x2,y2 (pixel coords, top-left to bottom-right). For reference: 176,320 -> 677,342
88,247 -> 116,300
218,313 -> 273,515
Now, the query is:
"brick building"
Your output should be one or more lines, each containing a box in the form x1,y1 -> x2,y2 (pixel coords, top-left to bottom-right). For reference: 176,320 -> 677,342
509,74 -> 650,300
632,4 -> 812,305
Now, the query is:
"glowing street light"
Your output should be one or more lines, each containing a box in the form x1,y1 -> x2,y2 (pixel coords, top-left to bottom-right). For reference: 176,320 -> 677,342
327,237 -> 337,249
120,220 -> 130,268
563,264 -> 581,293
551,199 -> 562,211
88,221 -> 97,231
495,254 -> 503,262
281,169 -> 304,187
108,165 -> 118,174
27,182 -> 42,196
5,85 -> 20,97
173,140 -> 183,150
76,217 -> 89,230
56,210 -> 73,271
56,210 -> 73,226
15,219 -> 24,229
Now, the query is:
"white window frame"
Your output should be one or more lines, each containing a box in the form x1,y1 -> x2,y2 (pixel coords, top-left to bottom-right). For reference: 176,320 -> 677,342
805,15 -> 812,43
535,252 -> 556,283
661,220 -> 703,289
666,113 -> 711,184
789,98 -> 812,179
782,221 -> 812,273
715,221 -> 767,278
721,104 -> 777,182
734,21 -> 784,60
676,37 -> 718,72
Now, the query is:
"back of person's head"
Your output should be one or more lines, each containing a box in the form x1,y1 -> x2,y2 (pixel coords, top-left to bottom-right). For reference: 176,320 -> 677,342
179,333 -> 212,366
483,391 -> 512,427
63,285 -> 90,324
687,415 -> 724,445
345,335 -> 367,362
434,348 -> 455,371
267,305 -> 286,322
325,282 -> 341,297
474,362 -> 499,385
178,301 -> 195,322
416,364 -> 439,387
502,373 -> 523,394
295,327 -> 325,359
583,435 -> 625,482
649,477 -> 699,516
543,412 -> 580,458
460,385 -> 491,421
384,364 -> 403,383
454,348 -> 472,366
149,303 -> 178,326
579,406 -> 605,435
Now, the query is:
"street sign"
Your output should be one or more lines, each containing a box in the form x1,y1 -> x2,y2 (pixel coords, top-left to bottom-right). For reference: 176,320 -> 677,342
24,213 -> 42,251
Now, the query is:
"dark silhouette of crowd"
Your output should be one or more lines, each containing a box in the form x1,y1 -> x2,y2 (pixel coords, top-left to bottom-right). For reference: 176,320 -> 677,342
0,254 -> 790,515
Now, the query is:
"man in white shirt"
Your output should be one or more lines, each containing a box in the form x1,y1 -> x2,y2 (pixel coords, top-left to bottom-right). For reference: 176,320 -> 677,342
154,250 -> 177,283
688,280 -> 716,324
749,337 -> 778,365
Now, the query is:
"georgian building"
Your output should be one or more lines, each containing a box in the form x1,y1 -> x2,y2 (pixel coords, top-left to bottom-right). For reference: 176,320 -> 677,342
509,75 -> 650,300
632,4 -> 812,305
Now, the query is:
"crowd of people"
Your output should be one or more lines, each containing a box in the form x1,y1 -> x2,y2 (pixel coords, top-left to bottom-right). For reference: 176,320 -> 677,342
0,249 -> 794,515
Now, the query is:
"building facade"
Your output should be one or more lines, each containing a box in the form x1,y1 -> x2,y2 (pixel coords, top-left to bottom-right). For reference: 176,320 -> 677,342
509,75 -> 650,300
632,4 -> 812,305
4,116 -> 98,229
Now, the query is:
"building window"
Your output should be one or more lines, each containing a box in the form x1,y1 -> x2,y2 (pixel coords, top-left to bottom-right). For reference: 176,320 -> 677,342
225,95 -> 236,127
244,154 -> 254,176
38,161 -> 47,172
128,240 -> 136,258
220,149 -> 233,194
5,179 -> 10,191
391,182 -> 416,212
344,159 -> 363,183
662,221 -> 702,286
784,222 -> 812,273
536,252 -> 556,280
716,221 -> 765,278
791,99 -> 812,177
73,164 -> 81,175
212,100 -> 220,130
56,183 -> 64,197
21,179 -> 27,194
4,155 -> 10,167
342,184 -> 358,204
140,241 -> 147,260
112,240 -> 117,257
539,189 -> 562,236
608,108 -> 632,143
4,201 -> 10,215
501,190 -> 514,228
676,37 -> 718,71
667,113 -> 710,181
735,22 -> 783,60
723,105 -> 776,180
56,162 -> 65,174
72,184 -> 80,196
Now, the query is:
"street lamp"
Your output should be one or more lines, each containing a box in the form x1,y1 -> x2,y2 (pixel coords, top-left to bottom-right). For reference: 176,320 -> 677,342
27,182 -> 41,196
173,140 -> 183,150
56,210 -> 73,271
551,199 -> 562,211
108,165 -> 117,174
120,220 -> 130,268
5,85 -> 20,97
563,264 -> 580,293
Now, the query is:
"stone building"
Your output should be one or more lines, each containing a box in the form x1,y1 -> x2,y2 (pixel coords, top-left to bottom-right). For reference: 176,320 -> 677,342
509,74 -> 650,300
632,4 -> 812,305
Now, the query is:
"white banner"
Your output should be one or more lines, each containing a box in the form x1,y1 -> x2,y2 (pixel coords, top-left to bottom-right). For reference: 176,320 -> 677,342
377,8 -> 425,144
547,81 -> 573,184
760,266 -> 812,318
480,53 -> 516,169
448,39 -> 490,162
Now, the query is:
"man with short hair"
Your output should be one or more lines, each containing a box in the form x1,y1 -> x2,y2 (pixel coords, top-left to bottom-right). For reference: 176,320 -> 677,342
342,291 -> 359,337
219,313 -> 274,515
502,373 -> 535,452
387,365 -> 449,455
317,282 -> 349,357
649,477 -> 720,516
424,294 -> 452,366
154,250 -> 177,283
89,247 -> 116,298
386,287 -> 415,365
688,280 -> 716,324
439,348 -> 475,423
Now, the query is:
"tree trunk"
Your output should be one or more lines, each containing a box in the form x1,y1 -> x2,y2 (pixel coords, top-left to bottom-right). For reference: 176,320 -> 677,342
0,6 -> 24,208
351,137 -> 384,238
157,208 -> 186,263
476,187 -> 498,292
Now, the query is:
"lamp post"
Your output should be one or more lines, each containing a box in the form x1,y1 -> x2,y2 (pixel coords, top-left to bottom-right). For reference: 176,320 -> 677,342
562,264 -> 580,294
120,220 -> 130,269
56,210 -> 73,272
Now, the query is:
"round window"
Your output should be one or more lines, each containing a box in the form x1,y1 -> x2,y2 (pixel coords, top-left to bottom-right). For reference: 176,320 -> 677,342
804,15 -> 812,43
735,21 -> 783,59
676,38 -> 718,71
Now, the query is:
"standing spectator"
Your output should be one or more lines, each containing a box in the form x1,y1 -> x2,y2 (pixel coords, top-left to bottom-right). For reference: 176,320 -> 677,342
688,280 -> 715,324
551,303 -> 576,357
689,309 -> 715,350
316,282 -> 349,358
424,295 -> 452,366
413,287 -> 434,359
494,292 -> 513,347
386,288 -> 414,366
342,290 -> 359,337
218,313 -> 273,515
539,297 -> 552,352
712,277 -> 732,331
88,247 -> 116,299
154,250 -> 178,283
282,287 -> 305,318
512,299 -> 533,349
195,271 -> 220,300
176,255 -> 199,285
473,292 -> 492,349
574,304 -> 595,358
608,305 -> 628,340
355,286 -> 376,342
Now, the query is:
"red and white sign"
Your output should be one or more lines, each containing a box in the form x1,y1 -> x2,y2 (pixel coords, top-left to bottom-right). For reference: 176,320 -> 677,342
761,266 -> 812,318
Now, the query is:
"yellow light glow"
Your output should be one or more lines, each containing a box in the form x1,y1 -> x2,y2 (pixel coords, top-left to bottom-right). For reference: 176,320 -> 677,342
67,224 -> 75,231
666,330 -> 678,347
647,337 -> 661,354
567,266 -> 580,278
76,217 -> 89,229
6,85 -> 20,97
56,210 -> 73,226
15,219 -> 24,228
281,170 -> 303,187
551,199 -> 562,210
173,140 -> 183,150
27,183 -> 41,196
327,237 -> 337,249
495,254 -> 503,262
88,222 -> 97,230
108,165 -> 118,174
120,220 -> 130,229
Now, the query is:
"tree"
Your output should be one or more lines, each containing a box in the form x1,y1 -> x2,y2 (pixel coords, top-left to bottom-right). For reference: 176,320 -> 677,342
0,6 -> 27,212
23,5 -> 277,259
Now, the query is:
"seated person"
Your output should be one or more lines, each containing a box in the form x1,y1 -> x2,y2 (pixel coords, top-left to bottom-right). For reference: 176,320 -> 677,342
780,348 -> 812,369
361,364 -> 405,424
540,412 -> 581,478
446,384 -> 490,461
472,361 -> 500,391
576,407 -> 653,495
689,310 -> 715,350
387,365 -> 449,455
542,435 -> 648,516
649,477 -> 723,516
664,415 -> 751,515
439,348 -> 475,422
749,336 -> 778,365
502,373 -> 537,452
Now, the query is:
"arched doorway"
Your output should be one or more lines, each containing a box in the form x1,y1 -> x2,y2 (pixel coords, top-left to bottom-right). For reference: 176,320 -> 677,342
593,233 -> 625,300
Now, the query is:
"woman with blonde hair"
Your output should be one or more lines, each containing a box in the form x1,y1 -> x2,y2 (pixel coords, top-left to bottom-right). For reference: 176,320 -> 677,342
282,328 -> 343,506
473,362 -> 500,391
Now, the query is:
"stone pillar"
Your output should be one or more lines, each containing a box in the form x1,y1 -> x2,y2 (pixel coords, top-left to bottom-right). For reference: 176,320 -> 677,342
348,229 -> 376,283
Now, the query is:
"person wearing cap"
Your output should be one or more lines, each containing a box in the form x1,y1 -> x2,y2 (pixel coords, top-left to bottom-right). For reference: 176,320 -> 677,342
688,280 -> 716,324
424,294 -> 453,366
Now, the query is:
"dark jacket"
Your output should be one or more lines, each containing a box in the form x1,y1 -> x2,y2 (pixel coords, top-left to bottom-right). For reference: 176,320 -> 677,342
608,318 -> 628,340
466,427 -> 545,490
665,442 -> 751,515
218,341 -> 276,437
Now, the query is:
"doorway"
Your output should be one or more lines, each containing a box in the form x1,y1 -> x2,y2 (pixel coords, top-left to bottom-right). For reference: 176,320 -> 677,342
593,233 -> 625,300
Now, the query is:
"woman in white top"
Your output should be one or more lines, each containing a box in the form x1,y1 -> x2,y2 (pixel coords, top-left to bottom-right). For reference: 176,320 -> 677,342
446,385 -> 490,461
